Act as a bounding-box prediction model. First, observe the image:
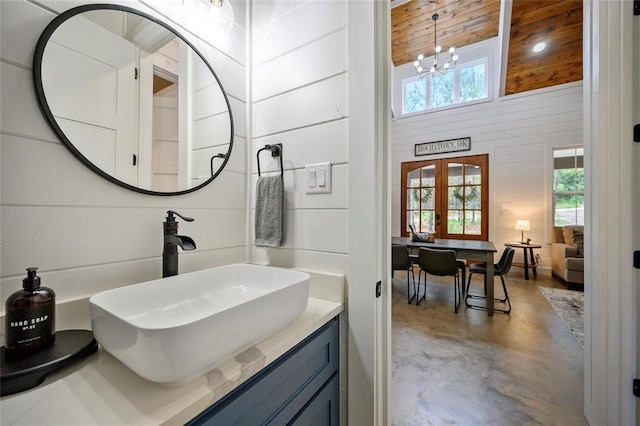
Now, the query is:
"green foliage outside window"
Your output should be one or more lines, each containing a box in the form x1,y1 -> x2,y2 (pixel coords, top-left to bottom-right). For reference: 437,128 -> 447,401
431,73 -> 454,108
403,79 -> 427,114
460,64 -> 486,102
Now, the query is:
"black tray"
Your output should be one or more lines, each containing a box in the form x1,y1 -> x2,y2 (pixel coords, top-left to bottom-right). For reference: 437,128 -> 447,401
1,329 -> 98,396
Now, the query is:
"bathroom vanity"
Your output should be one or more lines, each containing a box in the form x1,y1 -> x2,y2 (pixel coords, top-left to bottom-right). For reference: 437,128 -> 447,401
0,270 -> 344,425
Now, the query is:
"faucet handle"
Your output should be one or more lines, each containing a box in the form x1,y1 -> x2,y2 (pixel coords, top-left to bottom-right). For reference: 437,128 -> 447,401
166,210 -> 195,222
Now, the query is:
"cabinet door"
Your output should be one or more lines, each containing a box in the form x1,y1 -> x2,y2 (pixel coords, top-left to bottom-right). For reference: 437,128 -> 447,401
289,374 -> 339,426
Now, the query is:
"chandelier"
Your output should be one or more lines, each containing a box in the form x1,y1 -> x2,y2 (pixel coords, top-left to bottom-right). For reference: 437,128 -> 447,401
413,13 -> 459,78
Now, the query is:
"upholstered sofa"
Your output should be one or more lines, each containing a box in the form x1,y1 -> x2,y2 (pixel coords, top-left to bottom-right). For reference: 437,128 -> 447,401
551,225 -> 584,289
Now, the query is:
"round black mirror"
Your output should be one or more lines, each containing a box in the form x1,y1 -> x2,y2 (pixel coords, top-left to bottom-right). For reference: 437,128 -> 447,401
33,4 -> 234,196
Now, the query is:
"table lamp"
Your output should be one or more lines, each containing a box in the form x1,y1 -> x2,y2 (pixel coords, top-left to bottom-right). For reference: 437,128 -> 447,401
515,219 -> 530,244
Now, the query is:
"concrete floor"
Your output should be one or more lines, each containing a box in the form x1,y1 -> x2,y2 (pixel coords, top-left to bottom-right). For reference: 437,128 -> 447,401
391,267 -> 587,425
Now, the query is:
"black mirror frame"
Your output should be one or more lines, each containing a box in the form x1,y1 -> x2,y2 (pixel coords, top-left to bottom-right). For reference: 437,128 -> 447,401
33,3 -> 234,196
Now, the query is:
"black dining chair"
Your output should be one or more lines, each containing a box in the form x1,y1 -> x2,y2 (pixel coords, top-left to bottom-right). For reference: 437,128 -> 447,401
416,248 -> 462,313
465,246 -> 515,314
392,244 -> 416,304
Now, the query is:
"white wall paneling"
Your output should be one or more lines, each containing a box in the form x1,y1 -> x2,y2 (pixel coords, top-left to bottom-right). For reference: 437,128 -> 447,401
252,0 -> 347,66
253,27 -> 348,102
253,74 -> 348,137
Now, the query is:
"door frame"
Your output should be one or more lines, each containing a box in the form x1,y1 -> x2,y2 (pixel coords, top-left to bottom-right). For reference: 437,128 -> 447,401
583,1 -> 637,424
400,154 -> 489,240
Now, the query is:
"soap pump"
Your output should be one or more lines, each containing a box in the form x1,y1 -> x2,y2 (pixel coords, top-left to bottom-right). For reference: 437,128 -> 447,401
4,267 -> 56,355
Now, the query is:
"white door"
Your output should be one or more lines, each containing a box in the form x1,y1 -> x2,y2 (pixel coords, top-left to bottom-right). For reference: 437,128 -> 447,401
151,95 -> 179,192
634,7 -> 640,421
347,2 -> 391,424
584,2 -> 637,423
43,14 -> 137,184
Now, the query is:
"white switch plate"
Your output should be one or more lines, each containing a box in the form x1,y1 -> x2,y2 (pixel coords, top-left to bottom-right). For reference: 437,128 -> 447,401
305,162 -> 332,194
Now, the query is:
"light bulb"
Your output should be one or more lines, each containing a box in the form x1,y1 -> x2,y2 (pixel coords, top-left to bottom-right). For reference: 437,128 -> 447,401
449,47 -> 455,53
435,46 -> 442,53
452,54 -> 459,62
533,42 -> 546,53
430,67 -> 436,73
444,63 -> 449,69
417,54 -> 424,61
416,66 -> 423,73
413,60 -> 420,67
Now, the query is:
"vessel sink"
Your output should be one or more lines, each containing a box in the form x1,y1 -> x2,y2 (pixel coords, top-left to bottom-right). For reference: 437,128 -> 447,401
89,264 -> 310,384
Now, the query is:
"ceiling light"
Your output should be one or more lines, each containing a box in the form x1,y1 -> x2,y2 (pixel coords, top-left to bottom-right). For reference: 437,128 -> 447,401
413,13 -> 458,78
533,42 -> 546,53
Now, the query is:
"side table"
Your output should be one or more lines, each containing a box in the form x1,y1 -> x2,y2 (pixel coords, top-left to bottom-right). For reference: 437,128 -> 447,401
504,242 -> 541,280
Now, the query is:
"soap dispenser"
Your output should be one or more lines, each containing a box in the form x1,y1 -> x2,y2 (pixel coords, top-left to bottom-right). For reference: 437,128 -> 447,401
5,267 -> 56,355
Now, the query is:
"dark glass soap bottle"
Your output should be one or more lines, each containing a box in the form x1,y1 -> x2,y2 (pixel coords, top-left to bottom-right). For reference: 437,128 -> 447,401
5,267 -> 56,355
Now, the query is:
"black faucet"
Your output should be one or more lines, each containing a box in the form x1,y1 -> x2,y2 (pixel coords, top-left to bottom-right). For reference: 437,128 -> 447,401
163,210 -> 196,278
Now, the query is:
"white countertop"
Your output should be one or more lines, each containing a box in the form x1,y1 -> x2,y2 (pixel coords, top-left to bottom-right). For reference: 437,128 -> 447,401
1,270 -> 344,425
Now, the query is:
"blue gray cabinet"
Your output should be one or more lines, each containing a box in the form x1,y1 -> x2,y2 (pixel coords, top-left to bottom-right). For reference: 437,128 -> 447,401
188,317 -> 339,425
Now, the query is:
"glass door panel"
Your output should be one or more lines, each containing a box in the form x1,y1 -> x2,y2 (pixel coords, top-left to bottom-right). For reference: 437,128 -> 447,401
441,155 -> 488,240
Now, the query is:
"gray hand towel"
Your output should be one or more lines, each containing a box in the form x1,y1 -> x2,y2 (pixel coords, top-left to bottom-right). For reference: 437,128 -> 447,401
255,175 -> 284,247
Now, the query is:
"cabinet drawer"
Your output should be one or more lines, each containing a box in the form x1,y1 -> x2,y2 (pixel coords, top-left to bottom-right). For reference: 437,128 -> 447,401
188,318 -> 339,426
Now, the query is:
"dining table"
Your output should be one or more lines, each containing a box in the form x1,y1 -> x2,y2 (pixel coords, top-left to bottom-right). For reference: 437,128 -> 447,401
392,236 -> 498,315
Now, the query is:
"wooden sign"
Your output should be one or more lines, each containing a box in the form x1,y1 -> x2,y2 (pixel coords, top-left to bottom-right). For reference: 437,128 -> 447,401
414,137 -> 471,156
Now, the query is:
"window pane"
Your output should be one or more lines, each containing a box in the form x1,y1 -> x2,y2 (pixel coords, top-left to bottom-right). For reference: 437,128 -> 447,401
421,165 -> 435,186
464,186 -> 481,209
420,188 -> 435,209
408,168 -> 421,187
403,79 -> 427,114
430,72 -> 454,108
464,164 -> 481,184
464,211 -> 481,235
407,189 -> 420,209
460,63 -> 486,102
448,187 -> 464,209
448,163 -> 464,185
554,194 -> 584,226
420,210 -> 435,232
554,169 -> 584,192
407,211 -> 420,232
447,211 -> 464,234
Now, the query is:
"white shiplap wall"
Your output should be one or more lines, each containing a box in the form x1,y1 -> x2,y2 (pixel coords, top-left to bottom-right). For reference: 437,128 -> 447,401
0,0 -> 248,316
392,49 -> 583,271
250,1 -> 348,275
250,0 -> 349,422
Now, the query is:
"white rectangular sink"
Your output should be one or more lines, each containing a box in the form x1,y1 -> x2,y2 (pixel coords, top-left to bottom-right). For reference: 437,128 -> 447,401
89,264 -> 310,384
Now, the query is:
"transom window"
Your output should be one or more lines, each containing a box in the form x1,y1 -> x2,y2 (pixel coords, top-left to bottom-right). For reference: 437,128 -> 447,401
402,58 -> 489,115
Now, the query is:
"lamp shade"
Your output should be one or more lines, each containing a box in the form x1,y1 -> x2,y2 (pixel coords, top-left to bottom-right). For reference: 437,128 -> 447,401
515,219 -> 530,231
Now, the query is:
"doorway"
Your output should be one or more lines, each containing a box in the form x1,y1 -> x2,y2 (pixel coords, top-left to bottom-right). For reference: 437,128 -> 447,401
400,154 -> 489,240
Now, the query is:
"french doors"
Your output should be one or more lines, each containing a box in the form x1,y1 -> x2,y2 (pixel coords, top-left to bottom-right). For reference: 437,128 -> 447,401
401,154 -> 488,240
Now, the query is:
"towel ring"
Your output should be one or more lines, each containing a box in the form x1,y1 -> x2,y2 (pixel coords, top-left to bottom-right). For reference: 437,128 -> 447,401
257,144 -> 283,177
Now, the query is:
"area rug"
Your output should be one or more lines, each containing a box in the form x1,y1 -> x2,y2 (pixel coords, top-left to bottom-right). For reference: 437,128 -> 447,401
539,287 -> 584,348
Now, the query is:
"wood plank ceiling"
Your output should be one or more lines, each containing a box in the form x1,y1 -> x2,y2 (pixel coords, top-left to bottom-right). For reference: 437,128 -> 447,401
391,0 -> 583,95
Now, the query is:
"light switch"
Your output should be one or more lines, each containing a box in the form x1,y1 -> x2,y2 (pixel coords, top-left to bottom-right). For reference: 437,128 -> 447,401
305,162 -> 332,194
318,170 -> 326,187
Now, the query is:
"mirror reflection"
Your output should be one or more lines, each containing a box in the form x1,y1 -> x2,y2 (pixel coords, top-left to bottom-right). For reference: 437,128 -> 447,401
35,5 -> 233,195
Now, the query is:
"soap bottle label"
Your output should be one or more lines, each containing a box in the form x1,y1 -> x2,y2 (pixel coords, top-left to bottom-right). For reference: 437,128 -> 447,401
6,305 -> 54,349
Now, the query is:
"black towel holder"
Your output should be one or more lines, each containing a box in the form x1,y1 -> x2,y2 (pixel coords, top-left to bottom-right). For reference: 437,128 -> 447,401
257,144 -> 283,177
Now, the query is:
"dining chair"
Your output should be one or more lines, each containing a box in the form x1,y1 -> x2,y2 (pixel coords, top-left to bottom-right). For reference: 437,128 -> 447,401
416,248 -> 461,313
465,246 -> 515,314
392,244 -> 416,304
